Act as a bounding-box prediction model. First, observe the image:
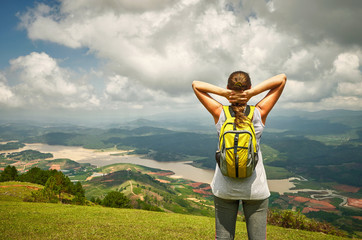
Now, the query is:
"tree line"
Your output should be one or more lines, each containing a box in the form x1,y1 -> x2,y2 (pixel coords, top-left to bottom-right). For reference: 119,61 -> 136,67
1,165 -> 132,208
0,165 -> 85,205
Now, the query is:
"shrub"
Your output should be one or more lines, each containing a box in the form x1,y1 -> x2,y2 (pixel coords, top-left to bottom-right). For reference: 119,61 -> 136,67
21,168 -> 86,205
102,191 -> 131,208
24,187 -> 59,203
267,209 -> 346,237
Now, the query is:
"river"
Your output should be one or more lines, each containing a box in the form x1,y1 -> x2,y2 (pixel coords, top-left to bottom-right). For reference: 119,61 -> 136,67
3,143 -> 299,194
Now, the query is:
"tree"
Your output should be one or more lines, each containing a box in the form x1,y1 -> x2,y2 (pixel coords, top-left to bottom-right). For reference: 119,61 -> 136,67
19,167 -> 88,205
72,182 -> 85,205
0,165 -> 18,182
17,167 -> 50,185
30,176 -> 61,203
72,181 -> 85,195
44,176 -> 61,197
51,171 -> 71,200
90,197 -> 103,205
102,191 -> 131,208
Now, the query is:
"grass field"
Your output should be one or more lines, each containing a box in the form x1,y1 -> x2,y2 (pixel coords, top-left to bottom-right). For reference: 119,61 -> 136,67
0,181 -> 43,202
0,201 -> 352,240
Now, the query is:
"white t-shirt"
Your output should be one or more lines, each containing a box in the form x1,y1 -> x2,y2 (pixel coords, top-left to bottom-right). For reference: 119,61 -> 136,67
211,106 -> 270,200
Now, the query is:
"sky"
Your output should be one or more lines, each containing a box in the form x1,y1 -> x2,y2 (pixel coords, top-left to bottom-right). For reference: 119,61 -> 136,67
0,0 -> 361,124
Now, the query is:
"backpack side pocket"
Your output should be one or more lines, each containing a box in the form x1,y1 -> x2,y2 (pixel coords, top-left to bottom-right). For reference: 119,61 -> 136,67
215,150 -> 221,167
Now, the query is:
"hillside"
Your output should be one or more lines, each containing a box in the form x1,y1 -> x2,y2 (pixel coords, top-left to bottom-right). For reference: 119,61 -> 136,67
0,201 -> 351,240
0,181 -> 43,201
83,163 -> 215,216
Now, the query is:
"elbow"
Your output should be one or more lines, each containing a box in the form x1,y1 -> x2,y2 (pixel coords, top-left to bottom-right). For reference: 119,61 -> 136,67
280,73 -> 287,85
280,73 -> 287,81
192,80 -> 199,90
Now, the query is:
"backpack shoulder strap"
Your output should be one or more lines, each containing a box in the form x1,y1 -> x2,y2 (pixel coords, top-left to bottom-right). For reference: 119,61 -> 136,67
223,105 -> 255,120
245,105 -> 255,120
222,105 -> 233,120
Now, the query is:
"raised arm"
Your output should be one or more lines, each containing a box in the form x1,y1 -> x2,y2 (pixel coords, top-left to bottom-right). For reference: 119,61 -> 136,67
245,74 -> 287,124
192,81 -> 232,124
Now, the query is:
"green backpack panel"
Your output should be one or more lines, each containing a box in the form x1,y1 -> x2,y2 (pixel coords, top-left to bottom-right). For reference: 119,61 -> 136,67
216,105 -> 259,178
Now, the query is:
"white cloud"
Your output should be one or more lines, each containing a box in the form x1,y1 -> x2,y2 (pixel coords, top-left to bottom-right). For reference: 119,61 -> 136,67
104,74 -> 157,103
105,75 -> 129,101
4,52 -> 100,109
333,53 -> 362,98
266,1 -> 276,13
61,0 -> 179,14
320,96 -> 362,111
10,0 -> 362,114
283,50 -> 318,76
333,53 -> 361,82
104,73 -> 189,112
0,82 -> 15,105
10,52 -> 77,96
18,0 -> 241,94
338,82 -> 362,97
243,0 -> 362,47
282,52 -> 362,110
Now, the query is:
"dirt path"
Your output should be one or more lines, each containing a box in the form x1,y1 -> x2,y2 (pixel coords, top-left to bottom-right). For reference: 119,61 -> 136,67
0,185 -> 40,190
129,181 -> 135,195
129,181 -> 144,201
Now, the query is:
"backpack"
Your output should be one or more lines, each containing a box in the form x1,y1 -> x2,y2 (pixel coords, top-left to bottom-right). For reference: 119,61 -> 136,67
215,105 -> 259,178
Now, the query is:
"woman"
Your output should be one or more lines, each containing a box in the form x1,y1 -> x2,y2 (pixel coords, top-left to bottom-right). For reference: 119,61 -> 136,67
192,71 -> 287,240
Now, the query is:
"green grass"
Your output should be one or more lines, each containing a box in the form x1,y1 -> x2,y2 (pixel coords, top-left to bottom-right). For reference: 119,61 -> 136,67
265,165 -> 295,179
261,144 -> 288,164
0,201 -> 351,240
0,181 -> 43,202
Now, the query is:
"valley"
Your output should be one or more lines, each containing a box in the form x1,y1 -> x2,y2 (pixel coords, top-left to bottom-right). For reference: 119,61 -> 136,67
1,142 -> 344,197
0,109 -> 361,237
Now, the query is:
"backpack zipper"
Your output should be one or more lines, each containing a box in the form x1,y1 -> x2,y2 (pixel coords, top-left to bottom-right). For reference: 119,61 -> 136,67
234,133 -> 239,178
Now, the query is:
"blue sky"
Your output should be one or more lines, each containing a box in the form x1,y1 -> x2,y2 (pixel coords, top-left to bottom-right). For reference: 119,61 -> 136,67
0,0 -> 361,124
0,0 -> 33,68
0,1 -> 98,70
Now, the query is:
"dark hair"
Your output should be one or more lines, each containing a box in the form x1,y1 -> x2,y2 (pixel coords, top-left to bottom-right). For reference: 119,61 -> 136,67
227,71 -> 251,127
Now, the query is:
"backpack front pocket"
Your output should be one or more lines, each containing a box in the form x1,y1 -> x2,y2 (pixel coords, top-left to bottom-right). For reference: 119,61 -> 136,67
220,131 -> 254,178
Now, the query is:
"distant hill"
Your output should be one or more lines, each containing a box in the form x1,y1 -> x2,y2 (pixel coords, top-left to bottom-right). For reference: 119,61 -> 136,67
106,126 -> 174,136
269,109 -> 362,130
267,116 -> 351,135
117,117 -> 214,133
0,201 -> 350,240
1,110 -> 361,186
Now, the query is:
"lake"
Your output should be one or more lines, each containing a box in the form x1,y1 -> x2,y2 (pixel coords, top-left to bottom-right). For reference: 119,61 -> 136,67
4,143 -> 298,194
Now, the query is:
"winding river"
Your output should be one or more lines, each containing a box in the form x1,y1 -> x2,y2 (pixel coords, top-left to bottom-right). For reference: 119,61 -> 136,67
3,143 -> 302,194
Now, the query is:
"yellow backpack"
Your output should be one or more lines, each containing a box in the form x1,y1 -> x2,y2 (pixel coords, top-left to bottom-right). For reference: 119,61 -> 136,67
216,105 -> 259,178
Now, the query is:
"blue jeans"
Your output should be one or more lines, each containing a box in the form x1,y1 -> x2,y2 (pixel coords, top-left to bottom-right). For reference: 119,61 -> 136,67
214,196 -> 269,240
